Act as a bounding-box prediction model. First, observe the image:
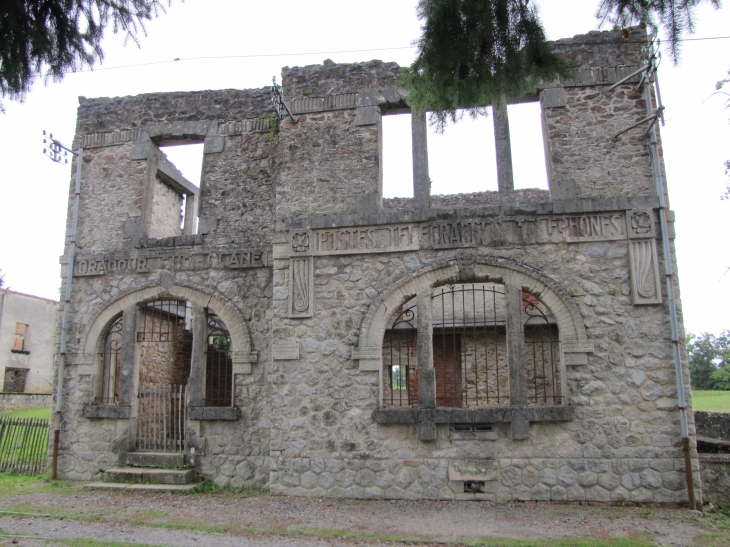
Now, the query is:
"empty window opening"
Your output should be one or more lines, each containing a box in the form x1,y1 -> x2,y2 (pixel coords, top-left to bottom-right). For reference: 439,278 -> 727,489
3,368 -> 28,393
450,423 -> 493,432
427,109 -> 499,196
159,144 -> 203,234
381,113 -> 414,198
464,480 -> 486,494
12,323 -> 29,354
507,102 -> 549,190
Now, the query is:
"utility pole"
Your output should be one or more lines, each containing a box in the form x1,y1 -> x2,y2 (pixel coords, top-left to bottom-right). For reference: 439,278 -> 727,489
43,131 -> 83,480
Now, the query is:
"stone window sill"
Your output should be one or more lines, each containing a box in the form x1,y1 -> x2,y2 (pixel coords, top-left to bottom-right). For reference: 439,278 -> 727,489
187,407 -> 238,421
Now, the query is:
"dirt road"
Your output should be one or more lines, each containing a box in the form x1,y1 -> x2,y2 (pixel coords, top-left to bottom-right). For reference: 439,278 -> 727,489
0,485 -> 728,546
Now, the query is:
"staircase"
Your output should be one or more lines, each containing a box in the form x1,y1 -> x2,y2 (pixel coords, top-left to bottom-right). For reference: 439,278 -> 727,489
85,452 -> 199,492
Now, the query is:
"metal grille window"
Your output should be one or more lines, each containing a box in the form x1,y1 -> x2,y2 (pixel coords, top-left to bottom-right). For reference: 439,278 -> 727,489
524,295 -> 563,405
382,305 -> 417,407
206,313 -> 233,407
137,300 -> 193,388
98,315 -> 123,404
432,284 -> 509,408
381,283 -> 563,410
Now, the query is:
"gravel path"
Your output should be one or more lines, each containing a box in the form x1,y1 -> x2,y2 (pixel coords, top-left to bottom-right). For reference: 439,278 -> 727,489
0,487 -> 721,546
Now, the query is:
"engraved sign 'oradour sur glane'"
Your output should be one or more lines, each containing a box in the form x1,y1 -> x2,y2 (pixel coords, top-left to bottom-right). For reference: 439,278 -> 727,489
73,245 -> 271,277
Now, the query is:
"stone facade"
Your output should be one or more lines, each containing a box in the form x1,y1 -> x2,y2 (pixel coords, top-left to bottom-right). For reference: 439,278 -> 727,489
53,28 -> 701,503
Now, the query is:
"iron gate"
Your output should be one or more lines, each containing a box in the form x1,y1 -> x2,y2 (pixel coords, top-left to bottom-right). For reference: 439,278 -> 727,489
136,300 -> 192,451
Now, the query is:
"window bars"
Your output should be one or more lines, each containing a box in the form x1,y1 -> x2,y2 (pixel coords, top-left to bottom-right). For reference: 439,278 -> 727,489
382,304 -> 418,407
206,313 -> 233,407
98,315 -> 123,404
523,296 -> 563,405
381,284 -> 563,409
432,284 -> 510,408
137,300 -> 193,388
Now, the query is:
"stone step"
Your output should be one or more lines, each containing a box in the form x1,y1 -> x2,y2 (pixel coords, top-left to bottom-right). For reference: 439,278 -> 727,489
103,467 -> 197,485
85,482 -> 199,493
120,452 -> 187,468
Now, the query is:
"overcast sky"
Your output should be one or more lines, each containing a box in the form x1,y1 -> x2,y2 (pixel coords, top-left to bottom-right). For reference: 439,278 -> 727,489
0,0 -> 728,337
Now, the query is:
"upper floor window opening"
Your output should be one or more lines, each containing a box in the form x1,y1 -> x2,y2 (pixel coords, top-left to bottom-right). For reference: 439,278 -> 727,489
427,109 -> 499,196
507,102 -> 549,190
381,112 -> 414,199
12,323 -> 29,354
157,144 -> 204,236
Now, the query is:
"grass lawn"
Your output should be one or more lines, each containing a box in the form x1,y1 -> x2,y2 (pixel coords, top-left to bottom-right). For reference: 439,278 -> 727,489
691,390 -> 730,413
0,407 -> 51,420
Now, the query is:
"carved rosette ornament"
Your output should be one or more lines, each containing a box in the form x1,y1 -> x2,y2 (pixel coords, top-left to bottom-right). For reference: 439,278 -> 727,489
292,232 -> 310,253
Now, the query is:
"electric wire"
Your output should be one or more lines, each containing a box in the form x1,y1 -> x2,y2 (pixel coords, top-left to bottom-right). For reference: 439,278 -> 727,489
68,35 -> 730,74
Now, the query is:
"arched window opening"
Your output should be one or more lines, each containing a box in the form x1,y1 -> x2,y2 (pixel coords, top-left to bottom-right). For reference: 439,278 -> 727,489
523,294 -> 563,405
382,304 -> 417,407
206,313 -> 233,407
98,314 -> 123,404
432,283 -> 509,408
380,283 -> 563,410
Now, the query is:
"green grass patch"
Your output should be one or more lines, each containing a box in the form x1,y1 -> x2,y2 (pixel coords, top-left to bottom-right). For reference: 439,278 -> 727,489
0,407 -> 51,420
0,473 -> 72,498
692,390 -> 730,413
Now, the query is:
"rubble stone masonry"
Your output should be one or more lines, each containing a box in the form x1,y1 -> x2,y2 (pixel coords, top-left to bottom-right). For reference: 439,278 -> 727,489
54,28 -> 700,503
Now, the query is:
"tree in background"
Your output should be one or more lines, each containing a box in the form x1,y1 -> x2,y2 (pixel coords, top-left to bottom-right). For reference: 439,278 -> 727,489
687,331 -> 730,390
714,69 -> 730,199
0,1 -> 174,110
0,269 -> 4,289
403,0 -> 722,128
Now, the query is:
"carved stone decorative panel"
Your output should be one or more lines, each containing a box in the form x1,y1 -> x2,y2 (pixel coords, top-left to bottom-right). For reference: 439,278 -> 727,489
289,257 -> 313,318
628,238 -> 663,305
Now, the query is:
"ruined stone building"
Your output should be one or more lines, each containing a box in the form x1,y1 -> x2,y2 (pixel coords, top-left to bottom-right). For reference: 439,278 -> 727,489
54,28 -> 702,503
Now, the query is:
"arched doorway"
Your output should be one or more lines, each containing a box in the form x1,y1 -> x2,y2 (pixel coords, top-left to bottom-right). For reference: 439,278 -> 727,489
136,300 -> 192,451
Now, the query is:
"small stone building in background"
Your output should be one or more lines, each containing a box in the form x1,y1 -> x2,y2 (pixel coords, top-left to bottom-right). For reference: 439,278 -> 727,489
0,289 -> 57,394
53,27 -> 701,503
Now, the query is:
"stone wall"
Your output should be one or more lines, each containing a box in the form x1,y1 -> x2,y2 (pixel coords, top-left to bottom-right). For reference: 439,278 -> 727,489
54,26 -> 698,504
0,393 -> 52,413
698,454 -> 730,508
694,411 -> 730,440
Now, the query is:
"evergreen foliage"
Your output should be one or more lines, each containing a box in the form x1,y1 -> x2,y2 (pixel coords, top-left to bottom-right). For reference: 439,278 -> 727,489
0,1 -> 173,109
687,331 -> 730,390
403,0 -> 721,129
597,0 -> 721,62
400,0 -> 570,130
